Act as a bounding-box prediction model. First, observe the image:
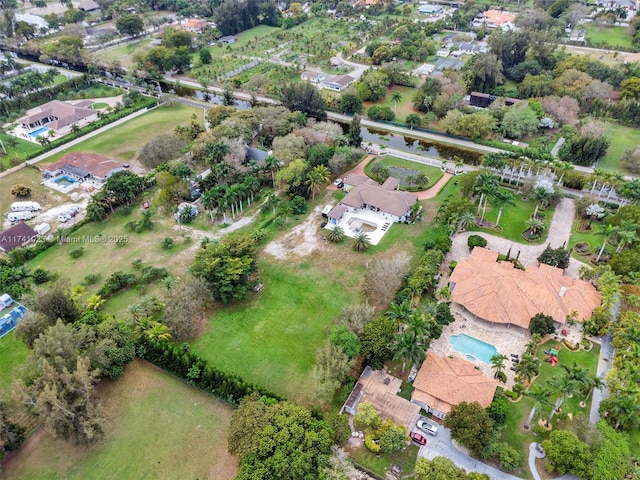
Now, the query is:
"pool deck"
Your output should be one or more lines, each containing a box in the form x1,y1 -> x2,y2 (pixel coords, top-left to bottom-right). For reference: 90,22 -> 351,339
429,304 -> 529,388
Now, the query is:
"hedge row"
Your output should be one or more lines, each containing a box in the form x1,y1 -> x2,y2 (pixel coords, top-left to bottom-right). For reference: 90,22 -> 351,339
137,337 -> 283,406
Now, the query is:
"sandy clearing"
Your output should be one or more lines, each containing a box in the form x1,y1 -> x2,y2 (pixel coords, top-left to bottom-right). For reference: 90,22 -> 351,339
264,204 -> 326,260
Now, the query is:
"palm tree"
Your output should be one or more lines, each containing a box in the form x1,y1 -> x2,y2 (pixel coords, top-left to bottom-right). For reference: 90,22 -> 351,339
86,294 -> 105,311
615,220 -> 637,253
580,373 -> 604,407
532,187 -> 552,218
385,299 -> 414,323
458,211 -> 476,231
490,353 -> 508,378
492,190 -> 516,228
162,276 -> 176,293
601,393 -> 640,430
327,226 -> 345,242
264,155 -> 281,189
524,384 -> 552,429
595,224 -> 618,262
306,165 -> 330,200
546,374 -> 579,426
414,173 -> 429,187
473,171 -> 499,222
206,141 -> 230,167
146,321 -> 172,341
526,217 -> 545,236
405,312 -> 429,338
393,330 -> 425,374
406,113 -> 422,130
514,354 -> 540,385
391,91 -> 403,114
352,233 -> 371,251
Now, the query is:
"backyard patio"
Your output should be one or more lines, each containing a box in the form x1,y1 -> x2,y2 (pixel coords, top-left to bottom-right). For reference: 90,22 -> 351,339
324,208 -> 392,245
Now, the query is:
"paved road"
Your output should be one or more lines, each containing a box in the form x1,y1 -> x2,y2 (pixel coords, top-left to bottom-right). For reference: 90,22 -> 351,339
446,198 -> 588,277
589,299 -> 617,424
335,51 -> 369,81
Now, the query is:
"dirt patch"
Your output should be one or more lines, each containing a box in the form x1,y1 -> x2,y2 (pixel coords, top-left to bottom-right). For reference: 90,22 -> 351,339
264,204 -> 326,260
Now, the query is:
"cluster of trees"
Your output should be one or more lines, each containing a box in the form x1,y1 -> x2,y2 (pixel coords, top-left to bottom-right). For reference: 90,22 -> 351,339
86,170 -> 149,222
134,27 -> 195,74
415,456 -> 489,480
214,0 -> 281,36
365,21 -> 440,64
354,402 -> 407,455
0,68 -> 60,100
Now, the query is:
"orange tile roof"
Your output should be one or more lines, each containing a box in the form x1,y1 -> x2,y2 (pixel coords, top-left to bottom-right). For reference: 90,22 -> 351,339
44,153 -> 123,179
482,9 -> 515,25
412,353 -> 498,415
449,247 -> 601,329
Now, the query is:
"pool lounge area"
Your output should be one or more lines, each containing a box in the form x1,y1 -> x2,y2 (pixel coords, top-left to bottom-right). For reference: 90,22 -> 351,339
28,126 -> 49,137
43,173 -> 79,193
449,333 -> 498,364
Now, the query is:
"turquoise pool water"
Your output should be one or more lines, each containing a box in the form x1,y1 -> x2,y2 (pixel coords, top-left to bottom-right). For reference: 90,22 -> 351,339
448,333 -> 498,364
28,126 -> 49,137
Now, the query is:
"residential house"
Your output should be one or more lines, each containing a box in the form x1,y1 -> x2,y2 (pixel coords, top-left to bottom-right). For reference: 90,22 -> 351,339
342,174 -> 370,192
0,222 -> 38,254
14,13 -> 48,31
469,91 -> 497,108
412,352 -> 499,419
182,18 -> 210,32
43,152 -> 124,183
597,0 -> 635,10
341,366 -> 421,431
77,0 -> 100,12
418,4 -> 443,14
436,46 -> 450,57
301,71 -> 326,83
473,9 -> 516,30
17,100 -> 97,136
244,146 -> 270,165
323,75 -> 355,92
451,42 -> 485,55
329,176 -> 417,224
449,247 -> 601,331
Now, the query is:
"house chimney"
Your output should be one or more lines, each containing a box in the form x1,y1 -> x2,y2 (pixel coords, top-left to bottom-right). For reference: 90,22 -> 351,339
559,287 -> 567,297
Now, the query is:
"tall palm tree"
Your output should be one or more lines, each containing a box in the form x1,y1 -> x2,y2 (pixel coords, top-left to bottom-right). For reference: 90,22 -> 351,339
352,233 -> 371,251
532,187 -> 552,218
514,354 -> 540,385
391,91 -> 403,114
524,384 -> 552,429
595,224 -> 618,262
473,171 -> 499,222
546,374 -> 579,426
305,165 -> 330,200
405,312 -> 429,338
414,173 -> 429,187
458,211 -> 476,231
385,299 -> 414,323
581,373 -> 604,406
206,141 -> 229,167
615,220 -> 637,253
600,393 -> 640,430
327,226 -> 345,242
492,190 -> 516,228
393,330 -> 425,374
264,155 -> 281,189
490,353 -> 508,378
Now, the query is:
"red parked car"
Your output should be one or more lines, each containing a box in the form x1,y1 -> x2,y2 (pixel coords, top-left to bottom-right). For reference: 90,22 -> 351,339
409,431 -> 427,446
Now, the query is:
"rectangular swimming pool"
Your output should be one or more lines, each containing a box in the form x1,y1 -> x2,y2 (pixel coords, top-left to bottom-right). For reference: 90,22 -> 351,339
448,333 -> 498,364
28,126 -> 49,137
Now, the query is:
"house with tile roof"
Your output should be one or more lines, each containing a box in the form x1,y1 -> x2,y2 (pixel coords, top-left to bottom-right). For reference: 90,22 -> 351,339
473,9 -> 516,30
17,100 -> 97,136
412,352 -> 499,419
449,247 -> 601,331
328,176 -> 417,224
43,153 -> 124,183
0,222 -> 38,254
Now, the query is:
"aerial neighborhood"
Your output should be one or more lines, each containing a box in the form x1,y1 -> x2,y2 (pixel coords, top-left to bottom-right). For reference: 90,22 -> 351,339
1,0 -> 640,478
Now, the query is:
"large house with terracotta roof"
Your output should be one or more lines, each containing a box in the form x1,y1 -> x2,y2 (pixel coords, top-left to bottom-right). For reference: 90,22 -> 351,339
17,100 -> 97,136
449,247 -> 601,331
412,352 -> 499,419
42,153 -> 124,183
473,9 -> 516,30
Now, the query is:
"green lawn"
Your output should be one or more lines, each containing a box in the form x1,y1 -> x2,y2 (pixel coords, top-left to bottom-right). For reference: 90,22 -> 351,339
0,166 -> 69,215
0,133 -> 42,168
206,24 -> 279,58
41,104 -> 201,164
95,38 -> 154,68
500,339 -> 601,474
191,257 -> 362,406
569,219 -> 606,262
583,23 -> 632,49
469,188 -> 553,245
2,359 -> 238,480
0,334 -> 30,397
365,155 -> 444,190
349,443 -> 419,478
364,85 -> 419,123
599,123 -> 640,172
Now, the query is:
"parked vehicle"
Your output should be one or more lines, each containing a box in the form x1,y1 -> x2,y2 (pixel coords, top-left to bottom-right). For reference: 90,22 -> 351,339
409,431 -> 427,445
7,211 -> 34,222
417,419 -> 438,436
11,201 -> 41,212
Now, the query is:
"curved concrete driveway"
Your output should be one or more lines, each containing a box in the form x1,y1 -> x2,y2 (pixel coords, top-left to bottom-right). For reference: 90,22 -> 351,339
447,198 -> 588,278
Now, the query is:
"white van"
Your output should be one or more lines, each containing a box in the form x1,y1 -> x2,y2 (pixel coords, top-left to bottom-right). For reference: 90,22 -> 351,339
11,201 -> 41,212
417,419 -> 438,436
7,211 -> 34,222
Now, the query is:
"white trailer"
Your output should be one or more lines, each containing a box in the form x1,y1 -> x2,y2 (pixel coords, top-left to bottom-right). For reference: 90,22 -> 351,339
11,201 -> 41,212
7,211 -> 34,222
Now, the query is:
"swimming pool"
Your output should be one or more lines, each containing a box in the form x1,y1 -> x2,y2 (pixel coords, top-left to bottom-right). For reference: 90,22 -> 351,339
449,333 -> 498,364
28,126 -> 49,137
54,174 -> 77,186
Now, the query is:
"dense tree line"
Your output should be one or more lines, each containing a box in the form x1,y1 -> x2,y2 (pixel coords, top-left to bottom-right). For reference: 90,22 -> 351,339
214,0 -> 281,36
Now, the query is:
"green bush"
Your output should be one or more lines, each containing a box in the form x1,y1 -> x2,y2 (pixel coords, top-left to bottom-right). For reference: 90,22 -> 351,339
69,247 -> 84,259
83,273 -> 101,285
31,267 -> 51,284
467,235 -> 487,249
496,371 -> 507,383
161,238 -> 175,249
448,260 -> 458,272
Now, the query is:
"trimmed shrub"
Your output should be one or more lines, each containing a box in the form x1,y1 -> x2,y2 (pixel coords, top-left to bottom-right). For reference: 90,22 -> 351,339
468,235 -> 487,249
69,247 -> 84,259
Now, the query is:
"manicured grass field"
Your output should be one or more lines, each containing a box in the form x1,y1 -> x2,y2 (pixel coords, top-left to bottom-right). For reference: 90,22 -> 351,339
95,39 -> 154,68
583,23 -> 632,49
599,123 -> 640,172
191,256 -> 364,406
0,334 -> 30,397
206,25 -> 278,58
41,104 -> 201,164
499,339 -> 600,472
364,85 -> 419,123
0,133 -> 41,168
469,187 -> 552,245
365,155 -> 444,189
2,359 -> 238,480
